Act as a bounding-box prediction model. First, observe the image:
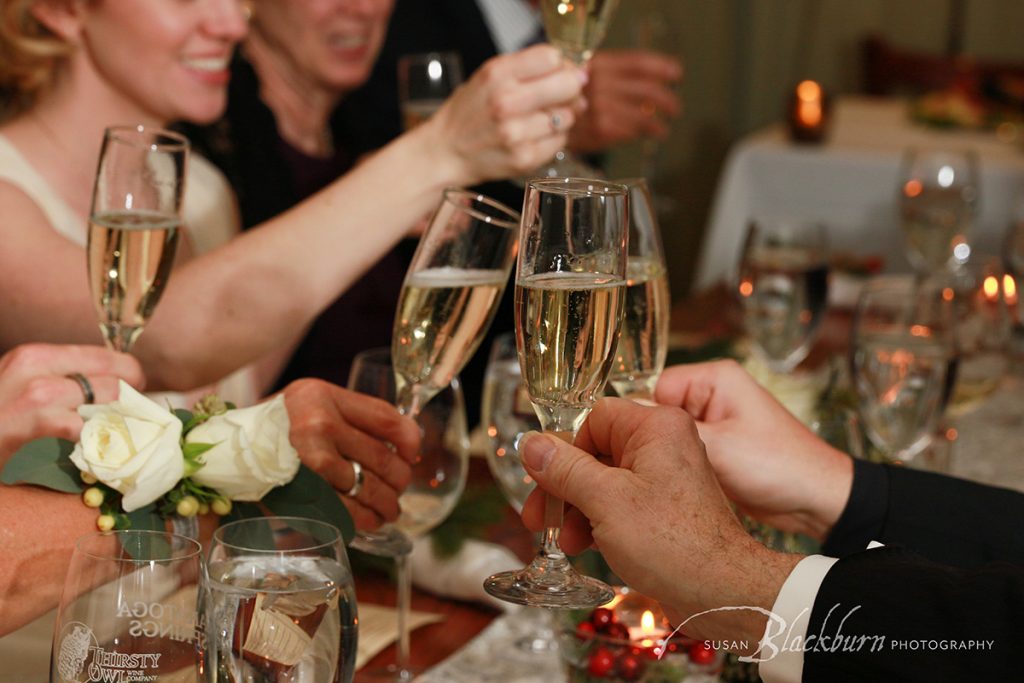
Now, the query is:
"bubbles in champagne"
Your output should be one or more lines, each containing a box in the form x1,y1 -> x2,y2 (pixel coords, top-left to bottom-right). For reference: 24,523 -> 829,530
609,257 -> 670,399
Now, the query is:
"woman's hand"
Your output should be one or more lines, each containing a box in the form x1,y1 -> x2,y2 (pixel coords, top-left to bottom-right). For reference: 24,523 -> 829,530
0,344 -> 144,463
283,378 -> 420,530
424,44 -> 587,184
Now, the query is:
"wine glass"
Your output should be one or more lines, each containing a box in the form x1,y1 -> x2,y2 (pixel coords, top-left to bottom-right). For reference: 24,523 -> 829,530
203,516 -> 358,683
608,179 -> 671,401
348,348 -> 470,682
737,217 -> 830,373
397,52 -> 463,130
898,147 -> 979,275
851,276 -> 955,461
935,258 -> 1013,411
87,125 -> 189,352
537,0 -> 621,177
482,331 -> 565,653
485,177 -> 628,609
391,188 -> 520,417
51,530 -> 201,683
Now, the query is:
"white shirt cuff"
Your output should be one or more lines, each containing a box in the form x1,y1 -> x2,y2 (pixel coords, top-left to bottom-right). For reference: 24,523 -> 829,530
757,554 -> 838,683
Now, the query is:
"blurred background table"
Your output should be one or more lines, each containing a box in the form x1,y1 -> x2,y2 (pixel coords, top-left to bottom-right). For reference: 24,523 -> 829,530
694,96 -> 1024,290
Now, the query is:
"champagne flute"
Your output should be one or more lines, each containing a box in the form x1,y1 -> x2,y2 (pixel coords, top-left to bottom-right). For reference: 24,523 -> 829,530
348,348 -> 470,682
608,179 -> 671,401
851,276 -> 955,461
51,530 -> 201,683
391,189 -> 520,417
87,125 -> 189,352
485,177 -> 628,609
203,516 -> 358,683
738,217 -> 830,373
899,147 -> 978,275
537,0 -> 621,177
397,52 -> 463,131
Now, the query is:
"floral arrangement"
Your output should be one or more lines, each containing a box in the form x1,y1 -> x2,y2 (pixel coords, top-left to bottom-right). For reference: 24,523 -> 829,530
0,382 -> 353,540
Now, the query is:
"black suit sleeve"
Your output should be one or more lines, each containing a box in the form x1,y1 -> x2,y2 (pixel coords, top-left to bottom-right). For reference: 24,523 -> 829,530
822,459 -> 1024,567
801,547 -> 1024,681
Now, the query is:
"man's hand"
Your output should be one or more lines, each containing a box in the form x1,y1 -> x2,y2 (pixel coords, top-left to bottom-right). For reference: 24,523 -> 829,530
568,49 -> 682,153
655,360 -> 854,540
283,378 -> 420,530
519,398 -> 800,647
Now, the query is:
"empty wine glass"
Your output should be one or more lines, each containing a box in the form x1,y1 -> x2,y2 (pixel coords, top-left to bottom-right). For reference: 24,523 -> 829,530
87,125 -> 188,352
348,348 -> 469,682
51,530 -> 201,683
737,217 -> 830,373
608,179 -> 671,401
397,52 -> 463,130
203,516 -> 358,683
898,147 -> 979,275
485,177 -> 628,610
934,258 -> 1013,411
851,276 -> 955,461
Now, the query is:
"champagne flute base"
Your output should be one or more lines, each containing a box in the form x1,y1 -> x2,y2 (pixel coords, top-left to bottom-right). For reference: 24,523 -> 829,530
483,559 -> 614,609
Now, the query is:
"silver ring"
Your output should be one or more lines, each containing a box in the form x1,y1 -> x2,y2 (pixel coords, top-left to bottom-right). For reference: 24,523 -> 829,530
550,111 -> 563,132
66,372 -> 95,405
344,461 -> 364,497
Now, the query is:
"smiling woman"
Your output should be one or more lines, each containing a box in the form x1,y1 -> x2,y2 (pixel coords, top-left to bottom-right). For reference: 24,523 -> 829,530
0,0 -> 586,403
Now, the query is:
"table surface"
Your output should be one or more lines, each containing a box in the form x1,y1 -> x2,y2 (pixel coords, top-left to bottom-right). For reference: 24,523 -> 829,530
694,96 -> 1024,291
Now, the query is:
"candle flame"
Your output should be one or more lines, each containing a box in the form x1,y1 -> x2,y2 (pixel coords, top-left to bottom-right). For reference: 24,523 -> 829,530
983,275 -> 999,301
796,80 -> 821,101
1004,274 -> 1017,305
641,610 -> 656,633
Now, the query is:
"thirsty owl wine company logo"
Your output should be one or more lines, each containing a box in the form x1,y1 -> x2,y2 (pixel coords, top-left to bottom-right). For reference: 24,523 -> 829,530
56,620 -> 162,683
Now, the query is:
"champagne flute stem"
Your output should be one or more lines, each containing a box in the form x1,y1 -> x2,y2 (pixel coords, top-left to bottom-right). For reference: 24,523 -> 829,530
540,430 -> 574,558
395,552 -> 413,675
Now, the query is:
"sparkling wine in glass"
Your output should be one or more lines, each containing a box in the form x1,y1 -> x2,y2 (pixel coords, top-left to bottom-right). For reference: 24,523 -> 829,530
203,516 -> 358,683
397,52 -> 463,131
485,178 -> 628,610
851,276 -> 955,461
348,348 -> 470,682
87,125 -> 188,352
899,147 -> 978,275
608,179 -> 670,401
536,0 -> 620,178
51,530 -> 202,683
391,189 -> 520,417
738,218 -> 830,373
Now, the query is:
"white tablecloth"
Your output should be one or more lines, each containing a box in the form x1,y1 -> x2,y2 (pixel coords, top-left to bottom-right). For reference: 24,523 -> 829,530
695,96 -> 1024,290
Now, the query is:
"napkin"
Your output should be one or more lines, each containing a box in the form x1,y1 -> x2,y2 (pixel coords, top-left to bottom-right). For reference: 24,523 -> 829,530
410,537 -> 524,612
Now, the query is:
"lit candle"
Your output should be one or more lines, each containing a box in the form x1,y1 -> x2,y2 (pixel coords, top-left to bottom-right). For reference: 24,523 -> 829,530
788,80 -> 830,143
628,609 -> 668,649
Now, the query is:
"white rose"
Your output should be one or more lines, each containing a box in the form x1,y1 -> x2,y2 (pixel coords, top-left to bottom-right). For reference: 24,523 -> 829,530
70,381 -> 185,512
187,395 -> 299,501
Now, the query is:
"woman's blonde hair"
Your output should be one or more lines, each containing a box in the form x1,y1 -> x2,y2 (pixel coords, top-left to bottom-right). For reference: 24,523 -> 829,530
0,0 -> 74,120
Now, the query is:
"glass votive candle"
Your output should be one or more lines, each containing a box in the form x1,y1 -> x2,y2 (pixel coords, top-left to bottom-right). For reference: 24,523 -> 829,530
558,586 -> 724,681
787,79 -> 831,143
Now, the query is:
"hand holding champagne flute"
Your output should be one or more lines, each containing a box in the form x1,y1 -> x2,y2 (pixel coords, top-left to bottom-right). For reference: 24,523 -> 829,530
485,178 -> 628,609
87,126 -> 188,353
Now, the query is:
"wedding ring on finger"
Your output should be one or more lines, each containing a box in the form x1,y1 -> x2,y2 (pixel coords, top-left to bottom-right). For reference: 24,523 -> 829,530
66,372 -> 95,405
344,460 -> 364,497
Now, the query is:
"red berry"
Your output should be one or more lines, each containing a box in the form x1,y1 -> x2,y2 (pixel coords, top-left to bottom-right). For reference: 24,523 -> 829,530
688,641 -> 718,666
587,646 -> 616,677
575,621 -> 596,640
604,622 -> 629,642
590,607 -> 615,631
616,653 -> 644,681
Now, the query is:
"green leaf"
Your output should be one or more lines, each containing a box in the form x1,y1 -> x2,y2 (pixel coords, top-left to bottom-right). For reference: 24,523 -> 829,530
173,409 -> 193,426
219,502 -> 275,550
182,441 -> 216,461
262,465 -> 355,544
125,504 -> 163,532
0,438 -> 83,493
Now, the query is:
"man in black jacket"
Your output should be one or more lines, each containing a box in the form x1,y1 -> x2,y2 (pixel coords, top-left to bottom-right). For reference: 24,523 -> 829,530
518,359 -> 1024,681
